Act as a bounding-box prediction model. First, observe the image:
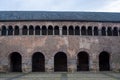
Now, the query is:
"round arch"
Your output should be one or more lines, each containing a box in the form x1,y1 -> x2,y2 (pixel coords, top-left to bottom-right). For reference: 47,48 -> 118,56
62,26 -> 67,35
14,26 -> 19,35
81,26 -> 86,35
94,26 -> 99,36
1,25 -> 7,36
35,25 -> 40,35
22,25 -> 28,35
99,51 -> 110,71
48,25 -> 53,35
75,26 -> 80,35
69,25 -> 74,35
54,26 -> 59,35
77,51 -> 89,71
8,26 -> 13,35
29,25 -> 34,35
87,26 -> 92,35
113,27 -> 118,36
101,27 -> 106,36
54,52 -> 67,72
42,25 -> 47,35
107,27 -> 112,36
32,52 -> 45,72
9,52 -> 22,72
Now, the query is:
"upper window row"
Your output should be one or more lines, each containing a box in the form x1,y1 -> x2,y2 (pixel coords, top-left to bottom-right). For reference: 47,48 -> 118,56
1,25 -> 120,36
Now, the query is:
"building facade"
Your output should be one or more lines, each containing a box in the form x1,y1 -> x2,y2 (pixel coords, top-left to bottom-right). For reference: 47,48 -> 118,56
0,11 -> 120,73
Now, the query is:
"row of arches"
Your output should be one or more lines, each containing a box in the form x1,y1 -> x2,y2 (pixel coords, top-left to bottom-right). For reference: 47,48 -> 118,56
10,51 -> 110,72
1,25 -> 120,36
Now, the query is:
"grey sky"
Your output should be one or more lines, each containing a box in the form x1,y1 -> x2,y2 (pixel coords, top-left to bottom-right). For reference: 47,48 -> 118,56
0,0 -> 120,12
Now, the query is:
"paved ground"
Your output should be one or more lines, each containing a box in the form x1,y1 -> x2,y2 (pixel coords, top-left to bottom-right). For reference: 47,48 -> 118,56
0,72 -> 120,80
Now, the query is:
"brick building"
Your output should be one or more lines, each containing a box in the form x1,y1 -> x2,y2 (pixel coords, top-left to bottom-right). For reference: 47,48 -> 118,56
0,11 -> 120,72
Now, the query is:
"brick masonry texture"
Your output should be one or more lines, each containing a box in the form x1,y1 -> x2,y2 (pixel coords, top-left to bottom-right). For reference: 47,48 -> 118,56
0,21 -> 120,72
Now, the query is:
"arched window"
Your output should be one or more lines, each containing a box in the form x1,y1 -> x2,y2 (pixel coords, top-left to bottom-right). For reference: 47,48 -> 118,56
29,25 -> 34,35
8,26 -> 13,35
1,26 -> 7,36
54,26 -> 59,35
113,27 -> 118,36
101,27 -> 106,36
48,25 -> 53,35
81,26 -> 86,35
87,26 -> 92,35
42,25 -> 47,35
75,26 -> 80,35
14,26 -> 19,35
99,51 -> 110,71
77,51 -> 89,71
107,27 -> 112,36
69,26 -> 74,35
94,27 -> 98,36
22,25 -> 28,35
35,25 -> 40,35
62,26 -> 67,35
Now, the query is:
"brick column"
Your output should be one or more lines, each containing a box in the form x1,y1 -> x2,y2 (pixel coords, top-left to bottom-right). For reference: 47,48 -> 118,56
0,29 -> 1,36
33,28 -> 35,35
68,59 -> 76,72
59,27 -> 62,36
0,55 -> 9,72
22,55 -> 31,73
89,53 -> 99,72
98,29 -> 101,36
20,28 -> 22,35
45,56 -> 54,72
67,51 -> 76,72
92,28 -> 94,36
6,29 -> 8,36
111,53 -> 120,72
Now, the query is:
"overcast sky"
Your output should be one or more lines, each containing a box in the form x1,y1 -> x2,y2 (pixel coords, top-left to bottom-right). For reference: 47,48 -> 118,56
0,0 -> 120,12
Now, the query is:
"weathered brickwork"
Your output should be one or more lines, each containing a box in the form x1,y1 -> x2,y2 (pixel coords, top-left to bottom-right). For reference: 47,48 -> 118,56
0,21 -> 120,73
